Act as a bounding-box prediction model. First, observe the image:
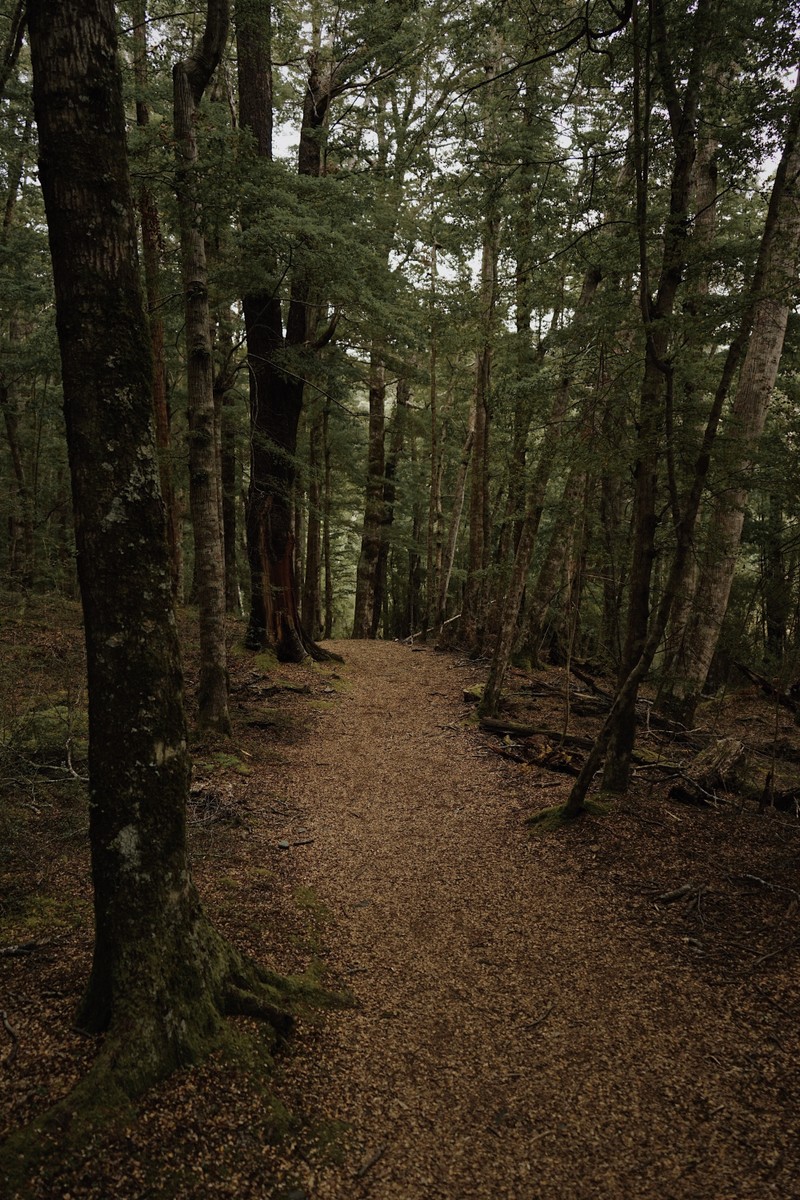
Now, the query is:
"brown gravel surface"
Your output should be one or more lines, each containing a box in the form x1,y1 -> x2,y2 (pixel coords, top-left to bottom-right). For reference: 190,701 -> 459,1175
271,641 -> 798,1200
2,633 -> 799,1198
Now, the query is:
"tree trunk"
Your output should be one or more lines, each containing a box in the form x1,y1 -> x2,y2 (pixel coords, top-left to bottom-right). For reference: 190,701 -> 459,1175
602,0 -> 707,790
372,377 -> 409,636
353,353 -> 386,637
19,0 -> 298,1146
524,466 -> 587,664
323,395 -> 334,639
423,240 -> 443,636
237,13 -> 337,661
133,2 -> 182,603
660,73 -> 800,719
480,265 -> 602,716
173,1 -> 231,732
565,69 -> 800,817
302,406 -> 324,639
460,218 -> 499,650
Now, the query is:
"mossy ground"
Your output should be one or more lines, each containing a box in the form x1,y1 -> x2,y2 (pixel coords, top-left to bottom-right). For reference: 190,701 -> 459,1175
527,796 -> 613,833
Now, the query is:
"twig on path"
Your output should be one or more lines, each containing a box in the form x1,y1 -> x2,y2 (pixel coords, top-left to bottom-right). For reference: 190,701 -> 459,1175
354,1144 -> 387,1179
750,936 -> 800,972
1,1010 -> 19,1067
524,1003 -> 554,1030
656,883 -> 697,904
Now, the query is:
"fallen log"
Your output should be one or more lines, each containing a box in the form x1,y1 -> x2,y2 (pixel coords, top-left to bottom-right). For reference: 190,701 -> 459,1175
733,660 -> 800,715
479,717 -> 595,750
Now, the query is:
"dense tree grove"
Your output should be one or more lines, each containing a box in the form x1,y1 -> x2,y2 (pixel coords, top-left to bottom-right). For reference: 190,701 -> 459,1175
1,2 -> 799,708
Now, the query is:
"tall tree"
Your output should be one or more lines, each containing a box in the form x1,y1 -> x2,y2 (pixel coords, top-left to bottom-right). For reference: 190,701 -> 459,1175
15,0 -> 299,1152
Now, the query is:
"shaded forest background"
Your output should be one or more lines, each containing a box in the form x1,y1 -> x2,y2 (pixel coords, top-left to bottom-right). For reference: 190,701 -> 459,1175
1,0 -> 799,735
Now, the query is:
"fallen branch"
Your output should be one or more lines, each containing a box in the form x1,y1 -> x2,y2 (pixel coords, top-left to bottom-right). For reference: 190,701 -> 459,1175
0,942 -> 38,958
479,717 -> 594,749
656,883 -> 696,904
733,660 -> 800,715
355,1144 -> 387,1179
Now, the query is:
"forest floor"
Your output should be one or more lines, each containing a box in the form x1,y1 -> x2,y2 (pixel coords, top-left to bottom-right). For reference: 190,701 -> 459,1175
2,606 -> 800,1198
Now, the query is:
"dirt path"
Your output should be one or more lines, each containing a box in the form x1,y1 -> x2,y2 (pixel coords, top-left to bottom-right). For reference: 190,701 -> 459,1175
269,642 -> 793,1199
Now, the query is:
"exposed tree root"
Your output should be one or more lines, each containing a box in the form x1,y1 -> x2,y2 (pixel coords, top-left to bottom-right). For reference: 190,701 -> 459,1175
527,797 -> 613,833
0,940 -> 347,1197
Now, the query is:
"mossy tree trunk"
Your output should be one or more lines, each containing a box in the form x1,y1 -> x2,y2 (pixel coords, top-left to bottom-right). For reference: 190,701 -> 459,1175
17,0 -> 301,1155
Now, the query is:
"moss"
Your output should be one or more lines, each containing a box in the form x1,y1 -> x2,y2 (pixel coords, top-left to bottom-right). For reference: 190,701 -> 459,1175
252,650 -> 279,673
194,751 -> 252,776
2,704 -> 89,763
0,893 -> 89,940
527,797 -> 613,833
309,699 -> 335,712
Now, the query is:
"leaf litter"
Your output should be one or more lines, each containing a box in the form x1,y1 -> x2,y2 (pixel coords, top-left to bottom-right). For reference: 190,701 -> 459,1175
1,633 -> 799,1197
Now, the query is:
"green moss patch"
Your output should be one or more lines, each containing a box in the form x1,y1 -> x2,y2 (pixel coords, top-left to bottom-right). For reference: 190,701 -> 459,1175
527,797 -> 613,833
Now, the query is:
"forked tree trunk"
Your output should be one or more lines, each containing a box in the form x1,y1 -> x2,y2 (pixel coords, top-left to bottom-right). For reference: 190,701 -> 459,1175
237,9 -> 338,661
17,0 -> 299,1155
173,0 -> 230,732
602,0 -> 707,790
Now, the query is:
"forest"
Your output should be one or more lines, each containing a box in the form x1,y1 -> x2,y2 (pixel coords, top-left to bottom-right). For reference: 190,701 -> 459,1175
2,0 -> 800,1195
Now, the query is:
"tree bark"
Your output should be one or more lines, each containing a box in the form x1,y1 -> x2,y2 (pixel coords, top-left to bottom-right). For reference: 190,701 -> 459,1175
602,0 -> 707,790
302,405 -> 324,639
460,218 -> 499,650
480,265 -> 603,716
353,353 -> 386,637
564,69 -> 800,816
133,2 -> 183,602
372,377 -> 409,636
173,0 -> 231,732
659,79 -> 800,719
237,12 -> 337,661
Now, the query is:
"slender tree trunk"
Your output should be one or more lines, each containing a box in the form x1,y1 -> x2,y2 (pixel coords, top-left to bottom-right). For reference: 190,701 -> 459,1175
302,406 -> 324,638
173,1 -> 230,732
423,240 -> 442,636
323,396 -> 334,639
437,416 -> 475,634
460,218 -> 499,649
353,353 -> 386,637
371,377 -> 409,636
480,266 -> 602,716
133,3 -> 182,602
